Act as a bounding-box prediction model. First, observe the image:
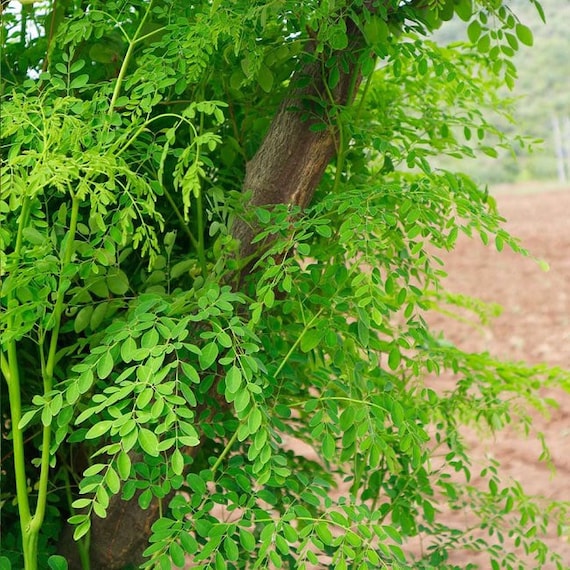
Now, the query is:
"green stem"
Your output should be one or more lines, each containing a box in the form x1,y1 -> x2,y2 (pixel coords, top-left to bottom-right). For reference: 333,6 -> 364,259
41,0 -> 60,73
5,340 -> 34,563
112,113 -> 197,157
274,308 -> 324,378
204,313 -> 324,542
61,467 -> 91,570
29,196 -> 80,542
4,197 -> 33,568
331,57 -> 375,195
210,429 -> 239,474
196,185 -> 207,276
162,185 -> 200,250
354,62 -> 375,123
332,119 -> 346,195
196,109 -> 208,276
20,3 -> 28,49
107,0 -> 154,116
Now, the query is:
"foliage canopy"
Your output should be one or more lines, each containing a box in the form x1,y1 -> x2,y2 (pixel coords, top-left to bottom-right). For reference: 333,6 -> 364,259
1,1 -> 569,569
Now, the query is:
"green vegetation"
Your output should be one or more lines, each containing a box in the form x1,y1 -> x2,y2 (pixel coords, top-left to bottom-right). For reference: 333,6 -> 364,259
434,0 -> 570,183
1,1 -> 569,569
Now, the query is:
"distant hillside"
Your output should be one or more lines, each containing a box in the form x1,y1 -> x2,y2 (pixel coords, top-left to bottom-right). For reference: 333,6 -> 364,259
434,0 -> 570,184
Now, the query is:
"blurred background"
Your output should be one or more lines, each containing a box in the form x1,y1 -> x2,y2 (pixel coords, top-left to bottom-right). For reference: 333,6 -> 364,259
435,0 -> 570,186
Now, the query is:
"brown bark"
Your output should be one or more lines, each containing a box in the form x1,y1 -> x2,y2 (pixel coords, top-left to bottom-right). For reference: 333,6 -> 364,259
232,26 -> 366,259
58,488 -> 167,570
60,16 -> 368,570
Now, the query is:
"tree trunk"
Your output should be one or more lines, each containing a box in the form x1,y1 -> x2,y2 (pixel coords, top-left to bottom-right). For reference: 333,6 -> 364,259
232,31 -> 365,259
58,488 -> 167,570
61,18 -> 366,570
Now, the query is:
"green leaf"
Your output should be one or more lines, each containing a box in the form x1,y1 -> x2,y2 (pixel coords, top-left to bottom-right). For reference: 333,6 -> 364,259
383,524 -> 402,543
315,522 -> 333,546
225,366 -> 242,394
186,473 -> 207,496
321,433 -> 335,461
87,277 -> 109,299
180,532 -> 198,554
138,428 -> 159,456
481,145 -> 498,158
328,65 -> 340,90
89,43 -> 120,64
467,20 -> 482,43
70,500 -> 91,512
388,346 -> 401,370
74,306 -> 93,333
330,28 -> 348,50
363,16 -> 389,46
257,64 -> 274,93
18,409 -> 38,430
215,551 -> 226,570
138,489 -> 153,509
309,122 -> 328,133
234,388 -> 250,414
70,74 -> 89,89
73,518 -> 91,541
121,337 -> 137,363
224,537 -> 239,562
300,328 -> 323,353
255,207 -> 271,224
239,528 -> 256,552
170,541 -> 186,568
47,557 -> 68,570
477,34 -> 490,53
315,224 -> 332,238
178,435 -> 200,447
105,466 -> 121,495
171,259 -> 194,279
515,23 -> 533,46
533,1 -> 546,23
506,33 -> 519,51
181,362 -> 200,383
117,451 -> 132,480
23,227 -> 45,245
141,328 -> 159,349
263,288 -> 275,308
171,448 -> 184,475
70,59 -> 85,73
248,407 -> 262,433
85,421 -> 113,440
136,387 -> 154,409
97,352 -> 114,379
106,268 -> 129,295
417,59 -> 428,75
282,274 -> 292,292
90,302 -> 108,330
199,342 -> 219,370
454,0 -> 472,22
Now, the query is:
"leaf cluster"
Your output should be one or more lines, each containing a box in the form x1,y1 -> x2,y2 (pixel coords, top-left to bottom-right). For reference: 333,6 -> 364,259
1,1 -> 568,569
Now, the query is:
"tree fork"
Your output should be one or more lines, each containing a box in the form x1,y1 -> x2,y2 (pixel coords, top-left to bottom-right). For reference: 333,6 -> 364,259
60,16 -> 368,570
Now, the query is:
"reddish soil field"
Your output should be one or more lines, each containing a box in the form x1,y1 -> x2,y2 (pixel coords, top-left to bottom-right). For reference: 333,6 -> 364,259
217,186 -> 570,569
420,186 -> 570,568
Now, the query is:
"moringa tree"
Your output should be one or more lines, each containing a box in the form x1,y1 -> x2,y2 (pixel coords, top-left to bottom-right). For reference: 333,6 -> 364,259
1,0 -> 568,569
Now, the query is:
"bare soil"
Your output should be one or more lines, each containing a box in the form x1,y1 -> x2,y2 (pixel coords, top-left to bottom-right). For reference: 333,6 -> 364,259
417,186 -> 570,568
226,186 -> 570,569
283,186 -> 570,568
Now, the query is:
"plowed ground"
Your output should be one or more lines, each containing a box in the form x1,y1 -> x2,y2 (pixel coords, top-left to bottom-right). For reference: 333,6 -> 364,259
418,186 -> 570,568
